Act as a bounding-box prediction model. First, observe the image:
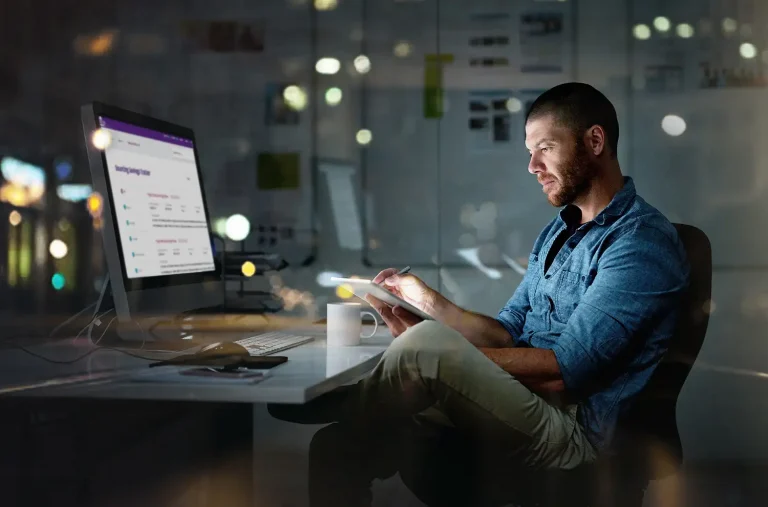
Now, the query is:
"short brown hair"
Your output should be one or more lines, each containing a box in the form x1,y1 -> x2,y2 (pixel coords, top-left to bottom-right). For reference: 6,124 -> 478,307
525,82 -> 619,158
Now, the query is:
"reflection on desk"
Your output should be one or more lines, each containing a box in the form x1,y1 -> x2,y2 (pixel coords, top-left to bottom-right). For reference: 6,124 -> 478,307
0,326 -> 392,404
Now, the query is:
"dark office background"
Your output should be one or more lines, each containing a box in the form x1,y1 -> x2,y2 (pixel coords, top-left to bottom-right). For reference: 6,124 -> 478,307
1,0 -> 767,505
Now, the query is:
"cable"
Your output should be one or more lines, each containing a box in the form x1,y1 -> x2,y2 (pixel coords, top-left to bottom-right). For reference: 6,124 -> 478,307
12,341 -> 180,365
92,316 -> 117,346
48,301 -> 98,338
71,309 -> 114,345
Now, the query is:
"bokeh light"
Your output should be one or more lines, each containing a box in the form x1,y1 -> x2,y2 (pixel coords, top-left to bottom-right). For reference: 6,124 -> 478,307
8,210 -> 21,226
676,23 -> 695,38
314,0 -> 337,11
653,16 -> 671,32
661,115 -> 687,136
393,41 -> 412,58
51,273 -> 66,291
633,24 -> 651,40
225,214 -> 251,241
356,129 -> 372,145
336,284 -> 354,299
722,18 -> 737,34
213,217 -> 228,237
353,55 -> 371,74
241,261 -> 256,277
91,129 -> 112,150
283,85 -> 308,111
740,42 -> 757,59
317,271 -> 343,287
49,239 -> 69,259
315,57 -> 341,75
325,87 -> 343,106
506,98 -> 523,113
86,192 -> 103,217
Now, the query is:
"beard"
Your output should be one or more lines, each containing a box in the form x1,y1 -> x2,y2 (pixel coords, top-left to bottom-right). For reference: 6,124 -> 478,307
547,142 -> 597,207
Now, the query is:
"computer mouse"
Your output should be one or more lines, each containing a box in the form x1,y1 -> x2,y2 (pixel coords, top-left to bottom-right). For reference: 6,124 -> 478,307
198,341 -> 249,357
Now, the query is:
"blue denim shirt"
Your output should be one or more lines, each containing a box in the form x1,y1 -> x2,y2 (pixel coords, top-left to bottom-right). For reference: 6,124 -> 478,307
497,177 -> 689,451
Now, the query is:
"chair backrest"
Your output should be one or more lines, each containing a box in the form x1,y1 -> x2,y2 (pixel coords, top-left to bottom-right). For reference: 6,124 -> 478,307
616,223 -> 712,477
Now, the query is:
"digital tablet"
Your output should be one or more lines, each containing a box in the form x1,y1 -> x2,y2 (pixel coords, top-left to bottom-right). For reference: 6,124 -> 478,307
330,278 -> 434,321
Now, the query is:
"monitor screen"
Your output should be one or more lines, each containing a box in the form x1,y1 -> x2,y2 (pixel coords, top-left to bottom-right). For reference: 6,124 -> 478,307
97,116 -> 215,279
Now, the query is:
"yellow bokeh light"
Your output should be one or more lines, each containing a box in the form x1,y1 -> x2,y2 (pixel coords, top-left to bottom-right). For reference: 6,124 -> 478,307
314,0 -> 337,10
241,261 -> 256,277
393,41 -> 412,58
91,129 -> 112,150
86,192 -> 103,216
336,284 -> 354,299
89,31 -> 116,56
283,85 -> 308,111
9,210 -> 21,226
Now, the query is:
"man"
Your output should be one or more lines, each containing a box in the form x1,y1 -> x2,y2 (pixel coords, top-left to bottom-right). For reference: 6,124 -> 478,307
270,82 -> 689,504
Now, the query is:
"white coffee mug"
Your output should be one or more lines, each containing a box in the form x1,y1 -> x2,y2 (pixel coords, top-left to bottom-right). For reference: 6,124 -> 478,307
326,302 -> 378,347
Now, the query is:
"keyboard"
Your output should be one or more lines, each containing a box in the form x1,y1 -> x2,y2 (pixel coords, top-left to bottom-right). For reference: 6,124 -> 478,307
235,332 -> 314,356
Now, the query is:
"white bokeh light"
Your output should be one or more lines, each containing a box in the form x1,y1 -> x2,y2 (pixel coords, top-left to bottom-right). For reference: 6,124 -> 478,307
633,24 -> 651,40
505,98 -> 523,113
356,129 -> 372,145
225,214 -> 251,241
676,23 -> 695,38
325,87 -> 343,106
315,57 -> 340,75
740,42 -> 757,59
661,115 -> 687,137
353,55 -> 371,74
91,129 -> 112,150
49,239 -> 68,259
213,217 -> 227,237
653,16 -> 671,32
722,18 -> 738,34
316,271 -> 343,287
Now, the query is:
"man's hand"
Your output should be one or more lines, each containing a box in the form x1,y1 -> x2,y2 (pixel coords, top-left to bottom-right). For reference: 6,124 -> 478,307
365,268 -> 438,337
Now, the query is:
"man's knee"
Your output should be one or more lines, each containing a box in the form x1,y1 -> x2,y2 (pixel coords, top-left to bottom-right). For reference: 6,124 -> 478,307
381,321 -> 469,373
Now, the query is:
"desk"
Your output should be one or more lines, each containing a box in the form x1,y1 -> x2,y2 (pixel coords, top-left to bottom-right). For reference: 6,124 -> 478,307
0,327 -> 393,507
1,327 -> 392,403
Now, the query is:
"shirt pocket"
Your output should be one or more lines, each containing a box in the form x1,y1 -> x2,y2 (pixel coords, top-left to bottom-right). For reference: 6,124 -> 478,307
554,270 -> 591,323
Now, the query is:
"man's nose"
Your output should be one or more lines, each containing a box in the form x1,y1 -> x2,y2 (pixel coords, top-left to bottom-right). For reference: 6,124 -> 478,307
528,152 -> 544,174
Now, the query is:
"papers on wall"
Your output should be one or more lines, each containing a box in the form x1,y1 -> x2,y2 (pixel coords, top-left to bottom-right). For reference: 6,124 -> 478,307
519,12 -> 565,73
468,90 -> 514,151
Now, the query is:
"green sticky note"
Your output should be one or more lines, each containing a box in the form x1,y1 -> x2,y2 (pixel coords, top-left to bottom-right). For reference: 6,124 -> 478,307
424,54 -> 453,119
257,152 -> 300,190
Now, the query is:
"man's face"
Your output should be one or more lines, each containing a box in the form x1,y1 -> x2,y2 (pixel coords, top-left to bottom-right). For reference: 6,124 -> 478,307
525,114 -> 596,207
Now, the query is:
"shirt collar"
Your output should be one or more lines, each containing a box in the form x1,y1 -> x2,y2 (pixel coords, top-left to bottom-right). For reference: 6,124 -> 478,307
557,176 -> 636,227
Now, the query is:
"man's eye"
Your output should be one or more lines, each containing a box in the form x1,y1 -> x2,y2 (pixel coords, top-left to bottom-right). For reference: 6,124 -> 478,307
541,147 -> 550,153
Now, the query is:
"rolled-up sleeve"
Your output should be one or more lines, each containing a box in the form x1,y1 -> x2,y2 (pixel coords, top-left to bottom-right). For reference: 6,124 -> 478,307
551,223 -> 689,392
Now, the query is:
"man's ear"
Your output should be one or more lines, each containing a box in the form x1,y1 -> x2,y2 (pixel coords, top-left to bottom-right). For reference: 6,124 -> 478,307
584,125 -> 606,157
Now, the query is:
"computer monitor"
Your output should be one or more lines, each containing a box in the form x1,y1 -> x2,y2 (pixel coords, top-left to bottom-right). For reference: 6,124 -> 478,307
81,102 -> 223,340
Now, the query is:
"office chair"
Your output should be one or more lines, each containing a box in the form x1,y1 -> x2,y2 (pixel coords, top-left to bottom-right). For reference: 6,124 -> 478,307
401,224 -> 712,507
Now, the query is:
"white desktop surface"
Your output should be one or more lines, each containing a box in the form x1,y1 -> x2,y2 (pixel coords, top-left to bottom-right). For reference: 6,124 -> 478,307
0,328 -> 393,404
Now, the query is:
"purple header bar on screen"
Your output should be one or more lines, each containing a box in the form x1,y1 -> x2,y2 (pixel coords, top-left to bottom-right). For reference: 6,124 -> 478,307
98,117 -> 194,148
